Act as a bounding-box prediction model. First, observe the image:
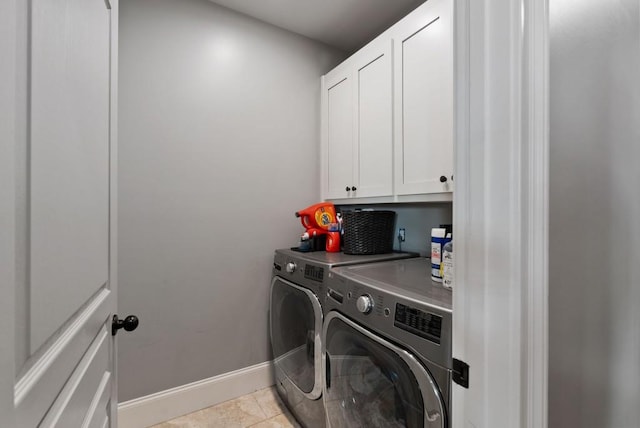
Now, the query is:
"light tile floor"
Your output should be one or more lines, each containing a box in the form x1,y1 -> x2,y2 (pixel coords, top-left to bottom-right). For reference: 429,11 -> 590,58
150,387 -> 301,428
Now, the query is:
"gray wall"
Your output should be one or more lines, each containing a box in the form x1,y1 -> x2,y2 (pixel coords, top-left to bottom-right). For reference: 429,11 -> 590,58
549,1 -> 640,426
337,203 -> 453,256
118,0 -> 345,402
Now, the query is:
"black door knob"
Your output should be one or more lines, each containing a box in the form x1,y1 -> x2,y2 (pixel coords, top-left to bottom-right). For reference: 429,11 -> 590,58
112,314 -> 139,336
345,186 -> 351,192
440,175 -> 448,183
351,186 -> 357,191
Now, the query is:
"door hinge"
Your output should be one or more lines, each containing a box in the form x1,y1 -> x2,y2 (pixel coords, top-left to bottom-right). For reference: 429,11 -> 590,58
452,358 -> 469,388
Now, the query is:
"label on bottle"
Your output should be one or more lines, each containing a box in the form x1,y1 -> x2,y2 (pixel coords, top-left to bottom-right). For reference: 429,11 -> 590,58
442,249 -> 453,289
316,208 -> 335,228
431,242 -> 442,265
431,241 -> 443,281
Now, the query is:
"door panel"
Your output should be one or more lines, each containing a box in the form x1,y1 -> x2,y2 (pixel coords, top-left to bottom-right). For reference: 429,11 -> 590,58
30,0 -> 111,352
84,371 -> 112,428
14,289 -> 111,427
355,42 -> 393,198
270,277 -> 323,399
8,0 -> 118,426
325,73 -> 354,199
394,0 -> 453,196
38,326 -> 110,427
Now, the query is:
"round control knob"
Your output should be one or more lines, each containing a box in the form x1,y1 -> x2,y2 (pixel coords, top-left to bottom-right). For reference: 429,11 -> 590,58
285,262 -> 297,273
356,295 -> 374,314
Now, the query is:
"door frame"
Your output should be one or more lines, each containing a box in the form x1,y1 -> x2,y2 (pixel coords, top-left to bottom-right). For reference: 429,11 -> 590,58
0,0 -> 22,424
452,0 -> 548,427
108,0 -> 120,425
1,0 -> 549,426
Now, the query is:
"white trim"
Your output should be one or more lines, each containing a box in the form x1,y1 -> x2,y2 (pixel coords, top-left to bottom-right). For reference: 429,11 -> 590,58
117,361 -> 275,428
108,0 -> 119,426
522,0 -> 549,427
452,0 -> 549,426
0,0 -> 18,424
450,0 -> 469,424
325,192 -> 452,205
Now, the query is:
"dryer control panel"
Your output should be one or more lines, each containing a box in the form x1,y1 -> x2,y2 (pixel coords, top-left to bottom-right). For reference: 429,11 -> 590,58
394,303 -> 443,345
325,259 -> 452,369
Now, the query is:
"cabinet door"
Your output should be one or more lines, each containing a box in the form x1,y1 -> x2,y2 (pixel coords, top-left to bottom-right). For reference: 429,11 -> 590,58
353,40 -> 393,198
393,0 -> 453,195
322,68 -> 355,199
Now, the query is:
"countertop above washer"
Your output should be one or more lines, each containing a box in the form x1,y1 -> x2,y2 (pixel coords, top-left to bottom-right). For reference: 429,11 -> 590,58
330,257 -> 452,312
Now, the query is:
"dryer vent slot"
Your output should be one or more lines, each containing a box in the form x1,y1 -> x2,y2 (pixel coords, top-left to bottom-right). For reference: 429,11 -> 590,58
327,288 -> 344,304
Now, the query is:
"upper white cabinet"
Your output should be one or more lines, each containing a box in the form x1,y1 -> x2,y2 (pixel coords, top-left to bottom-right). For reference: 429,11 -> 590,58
321,0 -> 453,203
323,63 -> 354,199
321,39 -> 393,200
394,0 -> 453,195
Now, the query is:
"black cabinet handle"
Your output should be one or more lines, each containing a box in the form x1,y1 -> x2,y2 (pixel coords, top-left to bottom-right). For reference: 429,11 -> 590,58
345,186 -> 351,192
440,176 -> 448,183
351,186 -> 357,191
112,314 -> 139,336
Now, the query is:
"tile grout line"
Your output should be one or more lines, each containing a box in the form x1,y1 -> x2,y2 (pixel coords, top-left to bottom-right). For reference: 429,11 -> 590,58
250,388 -> 283,424
250,392 -> 271,423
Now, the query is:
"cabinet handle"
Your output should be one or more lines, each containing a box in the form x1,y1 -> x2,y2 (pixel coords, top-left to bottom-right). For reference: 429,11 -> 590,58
345,186 -> 351,192
351,186 -> 357,191
439,176 -> 448,183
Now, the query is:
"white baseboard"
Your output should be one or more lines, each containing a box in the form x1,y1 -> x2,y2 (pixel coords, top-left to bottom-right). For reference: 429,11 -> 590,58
117,361 -> 274,428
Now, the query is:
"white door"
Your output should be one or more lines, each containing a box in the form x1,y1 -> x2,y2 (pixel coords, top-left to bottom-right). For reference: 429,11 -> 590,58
353,40 -> 393,198
322,68 -> 355,200
393,0 -> 454,196
1,0 -> 126,427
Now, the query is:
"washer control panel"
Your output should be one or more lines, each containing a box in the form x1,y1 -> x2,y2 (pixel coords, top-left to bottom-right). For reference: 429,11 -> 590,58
355,294 -> 374,314
394,303 -> 443,345
324,265 -> 452,369
285,262 -> 297,273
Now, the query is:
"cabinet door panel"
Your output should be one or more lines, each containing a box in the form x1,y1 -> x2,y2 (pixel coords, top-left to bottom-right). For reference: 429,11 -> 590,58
355,43 -> 393,198
325,75 -> 354,199
395,0 -> 453,195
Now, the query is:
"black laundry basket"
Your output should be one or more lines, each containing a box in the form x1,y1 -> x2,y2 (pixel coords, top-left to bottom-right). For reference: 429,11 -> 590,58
342,210 -> 396,255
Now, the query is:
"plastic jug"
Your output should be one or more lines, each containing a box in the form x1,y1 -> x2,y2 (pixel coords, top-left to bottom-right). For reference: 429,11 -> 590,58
295,203 -> 336,231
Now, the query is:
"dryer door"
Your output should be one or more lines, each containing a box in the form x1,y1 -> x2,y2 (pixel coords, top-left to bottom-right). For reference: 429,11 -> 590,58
323,311 -> 447,428
270,276 -> 323,400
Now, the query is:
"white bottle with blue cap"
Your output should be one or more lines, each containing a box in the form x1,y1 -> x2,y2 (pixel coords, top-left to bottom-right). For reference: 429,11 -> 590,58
431,228 -> 447,282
